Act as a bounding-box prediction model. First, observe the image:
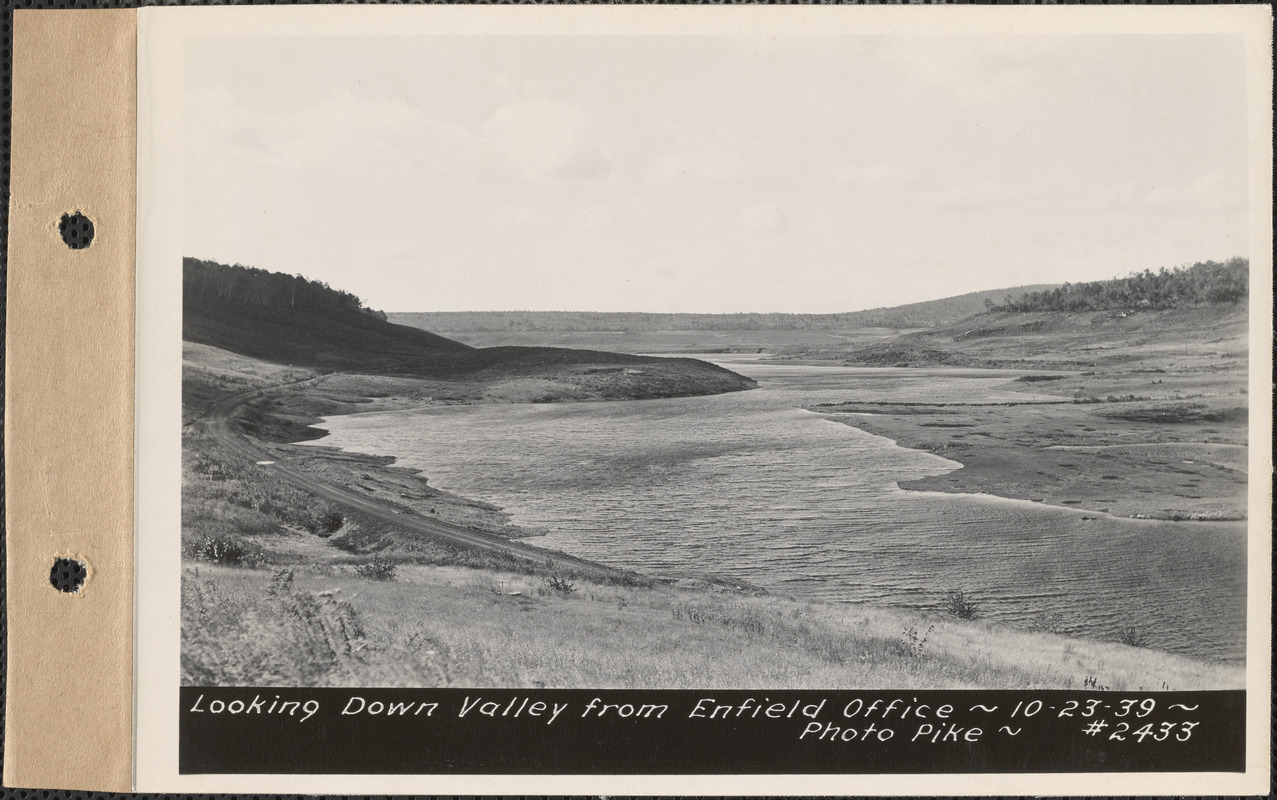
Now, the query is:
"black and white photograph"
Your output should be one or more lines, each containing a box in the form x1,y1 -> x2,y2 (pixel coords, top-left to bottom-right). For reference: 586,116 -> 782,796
130,4 -> 1271,789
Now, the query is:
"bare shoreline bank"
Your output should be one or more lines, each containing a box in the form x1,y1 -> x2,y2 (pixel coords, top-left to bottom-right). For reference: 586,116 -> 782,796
813,395 -> 1247,523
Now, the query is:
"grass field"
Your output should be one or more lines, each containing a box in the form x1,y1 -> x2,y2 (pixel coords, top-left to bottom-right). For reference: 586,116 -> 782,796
183,561 -> 1241,690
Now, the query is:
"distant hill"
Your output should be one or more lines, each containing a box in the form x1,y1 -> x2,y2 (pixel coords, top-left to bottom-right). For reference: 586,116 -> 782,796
390,285 -> 1058,335
834,304 -> 1249,370
806,259 -> 1250,369
183,258 -> 755,396
835,284 -> 1060,329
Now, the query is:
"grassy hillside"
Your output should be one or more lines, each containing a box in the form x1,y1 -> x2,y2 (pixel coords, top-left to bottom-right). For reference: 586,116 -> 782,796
185,258 -> 473,372
835,304 -> 1248,370
184,561 -> 1239,690
791,260 -> 1250,369
840,284 -> 1058,329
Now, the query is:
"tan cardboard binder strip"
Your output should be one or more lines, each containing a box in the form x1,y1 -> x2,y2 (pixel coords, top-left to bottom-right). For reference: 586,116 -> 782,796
4,9 -> 137,791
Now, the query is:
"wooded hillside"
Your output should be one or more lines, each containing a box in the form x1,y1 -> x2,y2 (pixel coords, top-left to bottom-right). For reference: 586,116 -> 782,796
991,259 -> 1248,313
181,258 -> 756,397
184,258 -> 389,321
183,257 -> 472,371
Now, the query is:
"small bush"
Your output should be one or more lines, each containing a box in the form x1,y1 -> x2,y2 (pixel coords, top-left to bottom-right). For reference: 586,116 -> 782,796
542,575 -> 576,595
306,507 -> 346,537
1116,626 -> 1148,648
902,623 -> 934,658
192,535 -> 265,567
354,557 -> 398,582
321,509 -> 345,533
1082,675 -> 1112,691
942,590 -> 980,620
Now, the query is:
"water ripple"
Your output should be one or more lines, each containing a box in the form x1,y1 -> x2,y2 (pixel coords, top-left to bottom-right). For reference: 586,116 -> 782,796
308,364 -> 1245,660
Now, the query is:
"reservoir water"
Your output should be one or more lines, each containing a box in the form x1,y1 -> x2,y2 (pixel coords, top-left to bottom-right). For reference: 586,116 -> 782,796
308,359 -> 1245,661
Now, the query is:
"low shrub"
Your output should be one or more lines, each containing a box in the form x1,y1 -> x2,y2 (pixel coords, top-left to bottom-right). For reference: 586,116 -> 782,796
321,509 -> 345,534
942,590 -> 980,620
354,556 -> 398,582
542,575 -> 577,595
190,535 -> 266,567
902,623 -> 934,658
1116,626 -> 1149,648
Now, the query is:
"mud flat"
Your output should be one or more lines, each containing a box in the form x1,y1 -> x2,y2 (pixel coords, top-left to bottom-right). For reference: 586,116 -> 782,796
816,374 -> 1247,522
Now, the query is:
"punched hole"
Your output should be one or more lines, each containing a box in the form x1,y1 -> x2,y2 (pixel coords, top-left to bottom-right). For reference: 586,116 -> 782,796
50,557 -> 87,593
58,212 -> 94,250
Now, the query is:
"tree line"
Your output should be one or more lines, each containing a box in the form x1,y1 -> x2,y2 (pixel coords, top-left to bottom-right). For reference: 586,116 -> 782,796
988,258 -> 1248,313
183,258 -> 388,321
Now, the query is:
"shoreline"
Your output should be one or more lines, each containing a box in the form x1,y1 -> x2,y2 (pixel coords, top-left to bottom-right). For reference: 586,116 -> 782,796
285,361 -> 1248,562
187,359 -> 758,588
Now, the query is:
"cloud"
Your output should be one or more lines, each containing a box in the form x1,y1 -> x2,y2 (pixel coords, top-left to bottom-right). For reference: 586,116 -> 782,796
1141,172 -> 1246,215
875,37 -> 1044,107
187,88 -> 477,178
917,180 -> 1034,212
739,200 -> 784,232
832,164 -> 907,186
644,127 -> 751,186
480,98 -> 610,182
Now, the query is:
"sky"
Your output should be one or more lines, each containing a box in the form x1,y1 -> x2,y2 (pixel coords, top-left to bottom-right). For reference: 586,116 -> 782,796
184,33 -> 1250,313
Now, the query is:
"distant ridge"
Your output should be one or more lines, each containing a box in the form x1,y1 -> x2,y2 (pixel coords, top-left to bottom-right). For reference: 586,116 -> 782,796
389,284 -> 1058,334
828,259 -> 1250,369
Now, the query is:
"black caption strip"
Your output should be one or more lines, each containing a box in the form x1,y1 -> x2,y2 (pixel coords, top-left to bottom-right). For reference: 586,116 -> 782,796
180,688 -> 1244,775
